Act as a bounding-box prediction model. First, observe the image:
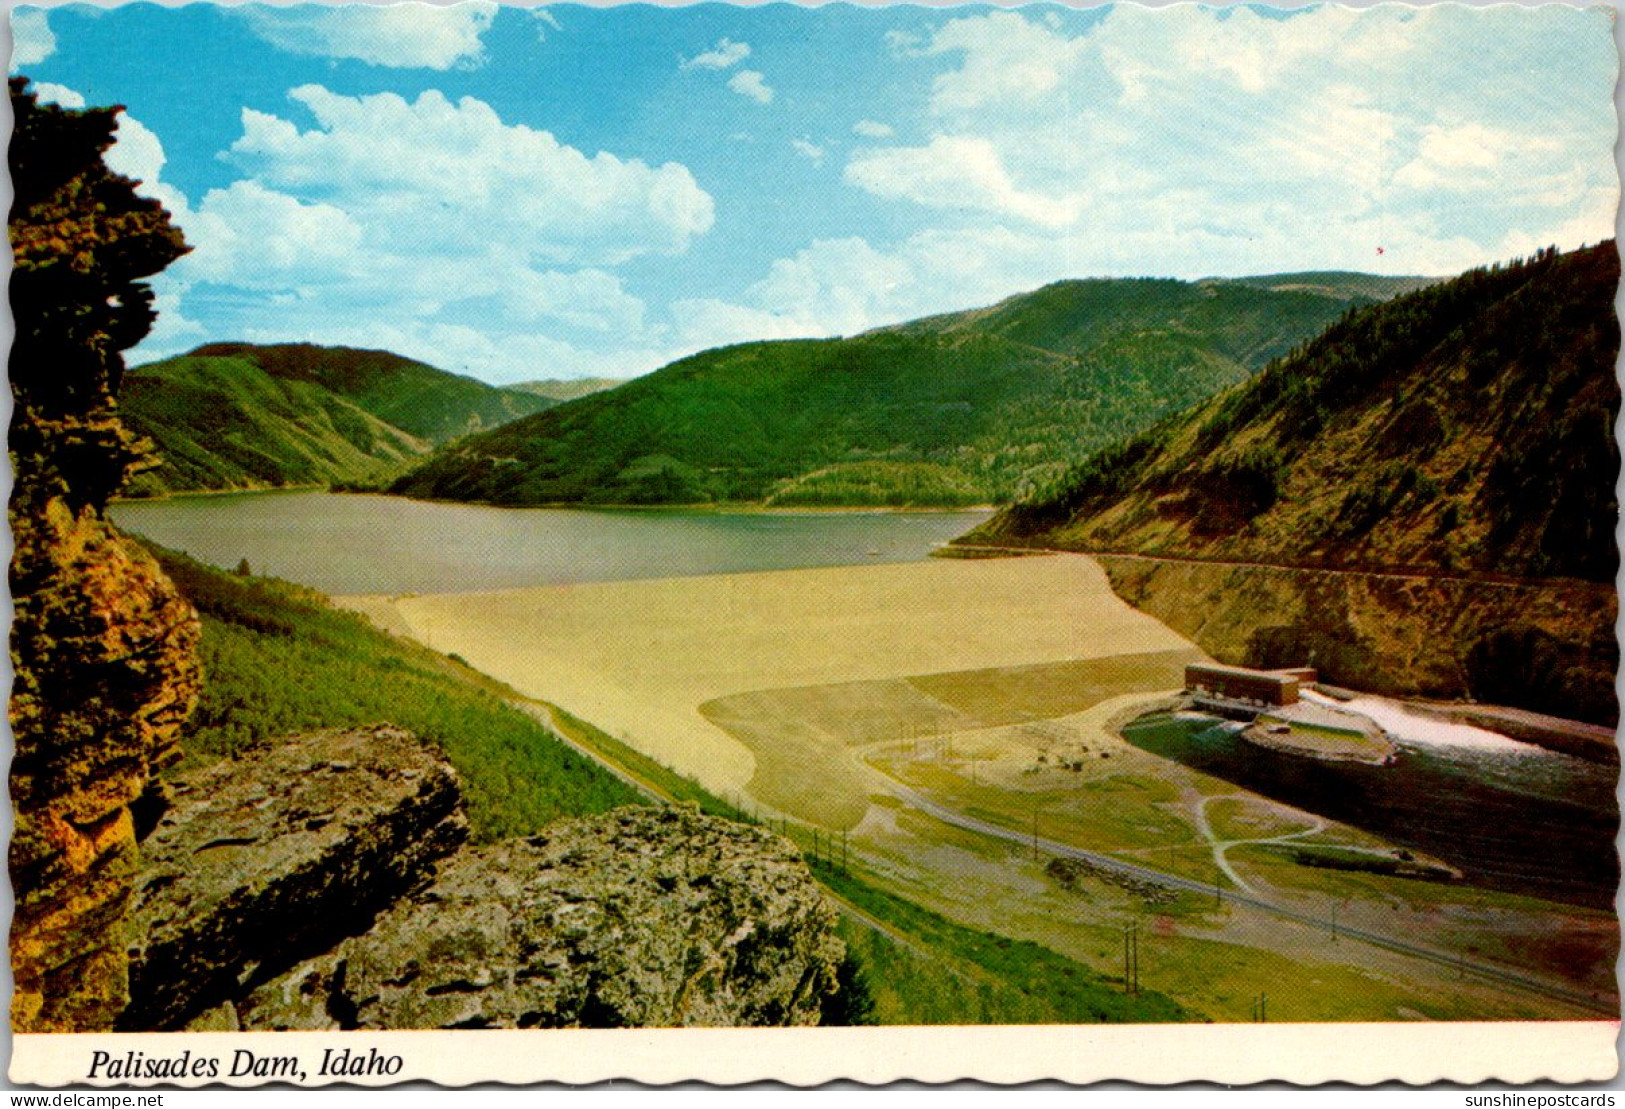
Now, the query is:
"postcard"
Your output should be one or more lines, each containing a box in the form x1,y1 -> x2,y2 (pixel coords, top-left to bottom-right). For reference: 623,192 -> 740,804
6,0 -> 1619,1087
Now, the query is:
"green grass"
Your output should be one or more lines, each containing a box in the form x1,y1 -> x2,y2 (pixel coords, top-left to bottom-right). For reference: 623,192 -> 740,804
546,705 -> 751,822
552,703 -> 1196,1021
147,544 -> 642,841
766,461 -> 986,508
1203,797 -> 1312,843
811,859 -> 1193,1023
977,243 -> 1620,592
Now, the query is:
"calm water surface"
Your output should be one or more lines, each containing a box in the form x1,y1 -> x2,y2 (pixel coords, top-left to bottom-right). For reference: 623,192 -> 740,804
109,491 -> 994,595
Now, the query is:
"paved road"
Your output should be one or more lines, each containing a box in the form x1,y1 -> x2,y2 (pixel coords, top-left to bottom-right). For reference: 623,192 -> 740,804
514,700 -> 666,803
880,776 -> 1618,1018
1192,793 -> 1326,895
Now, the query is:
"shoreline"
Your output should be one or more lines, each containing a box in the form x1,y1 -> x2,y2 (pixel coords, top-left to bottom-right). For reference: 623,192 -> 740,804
112,484 -> 1001,516
110,482 -> 327,505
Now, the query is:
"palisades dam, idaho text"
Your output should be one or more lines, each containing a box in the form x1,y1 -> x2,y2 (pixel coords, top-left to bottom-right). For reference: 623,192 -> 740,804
86,1047 -> 405,1082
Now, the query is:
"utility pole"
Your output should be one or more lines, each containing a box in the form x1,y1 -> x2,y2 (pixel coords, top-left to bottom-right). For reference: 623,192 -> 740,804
1131,921 -> 1140,995
1123,926 -> 1132,994
1031,809 -> 1040,863
1121,922 -> 1140,995
841,830 -> 848,875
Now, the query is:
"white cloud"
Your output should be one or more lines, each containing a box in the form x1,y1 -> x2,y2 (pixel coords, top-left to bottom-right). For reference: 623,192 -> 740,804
132,85 -> 719,382
240,2 -> 498,70
33,84 -> 194,220
846,135 -> 1081,228
727,69 -> 773,105
669,186 -> 1609,360
683,37 -> 750,71
182,179 -> 364,288
852,119 -> 894,139
105,114 -> 165,187
883,29 -> 922,56
500,267 -> 645,333
842,6 -> 1613,274
228,86 -> 713,265
10,8 -> 54,69
31,81 -> 81,108
1416,123 -> 1514,172
137,278 -> 208,356
130,84 -> 728,382
926,11 -> 1092,114
791,138 -> 825,165
671,236 -> 957,348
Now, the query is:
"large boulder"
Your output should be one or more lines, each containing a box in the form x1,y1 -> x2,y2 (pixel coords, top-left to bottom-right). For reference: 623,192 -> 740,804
121,725 -> 468,1030
239,805 -> 844,1030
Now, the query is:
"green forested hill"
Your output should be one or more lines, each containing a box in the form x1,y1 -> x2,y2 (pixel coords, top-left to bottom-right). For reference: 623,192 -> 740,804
972,243 -> 1620,582
120,343 -> 554,496
393,276 -> 1406,507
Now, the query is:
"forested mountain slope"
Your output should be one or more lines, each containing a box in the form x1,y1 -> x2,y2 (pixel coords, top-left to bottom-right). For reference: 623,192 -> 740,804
120,344 -> 553,496
392,275 -> 1419,507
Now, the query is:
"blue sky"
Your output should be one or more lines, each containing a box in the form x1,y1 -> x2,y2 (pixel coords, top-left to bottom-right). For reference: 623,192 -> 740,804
11,2 -> 1617,384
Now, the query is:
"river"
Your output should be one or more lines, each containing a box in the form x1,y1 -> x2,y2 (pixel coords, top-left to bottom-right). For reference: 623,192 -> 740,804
108,490 -> 994,595
1120,711 -> 1618,909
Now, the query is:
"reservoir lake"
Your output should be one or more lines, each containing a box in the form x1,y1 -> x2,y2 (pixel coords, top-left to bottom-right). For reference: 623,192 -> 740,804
109,490 -> 995,596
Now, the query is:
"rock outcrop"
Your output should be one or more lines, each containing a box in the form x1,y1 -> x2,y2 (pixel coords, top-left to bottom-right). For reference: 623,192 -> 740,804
238,806 -> 843,1030
121,727 -> 842,1031
122,726 -> 468,1030
8,78 -> 200,1032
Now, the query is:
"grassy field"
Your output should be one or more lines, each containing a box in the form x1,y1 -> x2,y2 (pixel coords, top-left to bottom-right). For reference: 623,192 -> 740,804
816,860 -> 1191,1024
1205,797 -> 1319,843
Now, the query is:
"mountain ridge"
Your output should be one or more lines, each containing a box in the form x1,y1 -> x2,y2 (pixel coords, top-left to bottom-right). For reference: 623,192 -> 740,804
391,272 -> 1424,508
120,343 -> 554,497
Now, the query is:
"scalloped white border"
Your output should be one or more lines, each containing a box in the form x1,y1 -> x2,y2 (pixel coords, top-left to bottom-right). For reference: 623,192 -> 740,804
9,1024 -> 1620,1088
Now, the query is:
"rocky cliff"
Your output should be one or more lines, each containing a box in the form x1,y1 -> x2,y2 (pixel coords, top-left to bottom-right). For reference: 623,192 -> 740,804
123,727 -> 843,1031
1099,557 -> 1617,727
8,78 -> 202,1032
9,503 -> 202,1032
